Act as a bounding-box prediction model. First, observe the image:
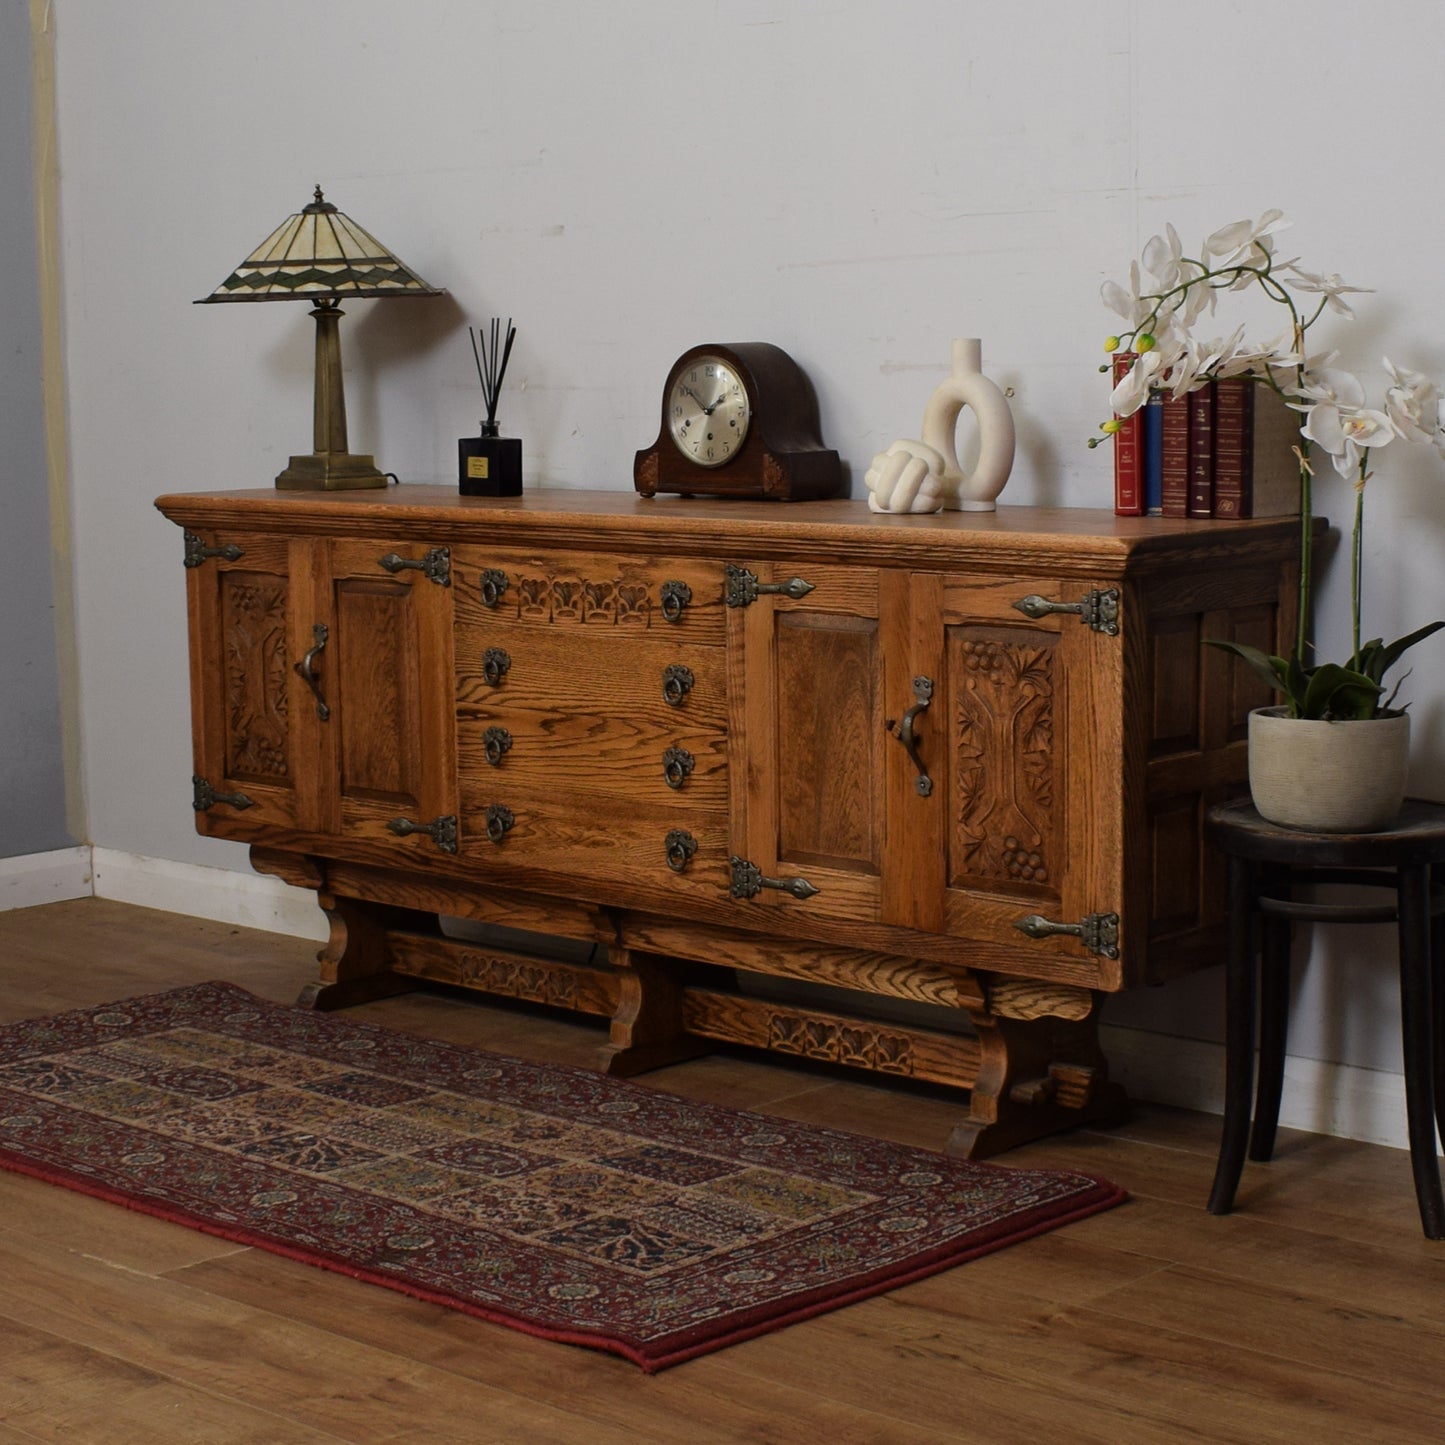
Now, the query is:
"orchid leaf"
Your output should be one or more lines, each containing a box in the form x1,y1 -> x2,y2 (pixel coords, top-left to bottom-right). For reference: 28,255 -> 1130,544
1350,620 -> 1445,684
1205,639 -> 1292,698
1301,663 -> 1382,720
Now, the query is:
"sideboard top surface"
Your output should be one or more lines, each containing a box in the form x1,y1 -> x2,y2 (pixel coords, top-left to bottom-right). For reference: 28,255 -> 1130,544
155,485 -> 1306,575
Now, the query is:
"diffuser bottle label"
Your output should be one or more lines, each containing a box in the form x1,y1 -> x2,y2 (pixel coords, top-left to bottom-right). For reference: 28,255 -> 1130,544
466,457 -> 491,480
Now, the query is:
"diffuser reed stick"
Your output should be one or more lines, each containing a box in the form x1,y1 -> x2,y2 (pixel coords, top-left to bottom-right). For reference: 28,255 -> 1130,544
470,318 -> 516,436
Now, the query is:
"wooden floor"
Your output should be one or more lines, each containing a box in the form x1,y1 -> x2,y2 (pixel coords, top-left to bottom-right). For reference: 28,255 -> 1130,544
1,899 -> 1443,1442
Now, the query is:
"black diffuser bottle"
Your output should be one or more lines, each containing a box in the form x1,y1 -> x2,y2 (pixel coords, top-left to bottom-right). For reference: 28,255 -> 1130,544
459,318 -> 522,496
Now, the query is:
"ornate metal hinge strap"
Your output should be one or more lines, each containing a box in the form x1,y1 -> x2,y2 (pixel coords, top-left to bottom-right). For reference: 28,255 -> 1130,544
660,580 -> 693,623
183,532 -> 244,569
387,814 -> 459,854
724,564 -> 816,608
729,856 -> 820,901
192,775 -> 254,812
294,623 -> 330,720
665,829 -> 698,873
378,547 -> 452,586
1011,587 -> 1120,635
1012,911 -> 1120,959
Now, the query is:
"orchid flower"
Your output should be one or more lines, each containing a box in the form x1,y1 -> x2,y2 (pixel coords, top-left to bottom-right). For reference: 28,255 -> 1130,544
1279,264 -> 1374,319
1296,369 -> 1396,477
1383,357 -> 1445,449
1203,208 -> 1291,269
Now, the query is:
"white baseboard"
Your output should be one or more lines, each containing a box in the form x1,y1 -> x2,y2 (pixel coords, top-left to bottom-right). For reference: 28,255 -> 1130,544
1103,1023 -> 1431,1157
8,847 -> 1427,1155
90,847 -> 328,941
0,846 -> 93,910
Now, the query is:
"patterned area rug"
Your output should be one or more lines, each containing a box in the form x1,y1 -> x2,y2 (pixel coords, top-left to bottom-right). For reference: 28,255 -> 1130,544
0,982 -> 1125,1371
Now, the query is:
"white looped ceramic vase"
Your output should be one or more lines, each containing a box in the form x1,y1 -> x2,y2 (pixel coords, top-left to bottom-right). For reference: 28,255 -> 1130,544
921,338 -> 1016,512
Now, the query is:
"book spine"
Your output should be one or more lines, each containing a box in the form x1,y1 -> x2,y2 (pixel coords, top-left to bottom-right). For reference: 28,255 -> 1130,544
1160,389 -> 1191,517
1112,354 -> 1144,516
1211,377 -> 1255,519
1187,382 -> 1216,518
1144,390 -> 1164,514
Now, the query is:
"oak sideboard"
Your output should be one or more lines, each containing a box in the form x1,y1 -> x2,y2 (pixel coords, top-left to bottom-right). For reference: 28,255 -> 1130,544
155,487 -> 1301,1156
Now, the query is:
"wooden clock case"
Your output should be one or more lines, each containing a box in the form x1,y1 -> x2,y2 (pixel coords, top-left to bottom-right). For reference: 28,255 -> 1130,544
634,342 -> 843,501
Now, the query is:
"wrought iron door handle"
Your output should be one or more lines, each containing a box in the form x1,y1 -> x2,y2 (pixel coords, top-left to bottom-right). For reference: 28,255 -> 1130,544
378,547 -> 451,586
482,647 -> 511,687
1011,588 -> 1119,635
183,532 -> 244,569
293,623 -> 330,720
193,776 -> 254,813
724,564 -> 816,608
662,746 -> 695,790
887,676 -> 935,797
479,568 -> 510,608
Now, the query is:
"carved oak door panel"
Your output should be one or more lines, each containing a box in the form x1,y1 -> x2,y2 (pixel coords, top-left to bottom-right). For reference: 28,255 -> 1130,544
931,572 -> 1125,982
185,532 -> 328,838
321,539 -> 458,855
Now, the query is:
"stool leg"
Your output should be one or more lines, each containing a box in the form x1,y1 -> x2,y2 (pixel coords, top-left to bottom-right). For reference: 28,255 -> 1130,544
1250,864 -> 1292,1162
1432,870 -> 1444,1158
1209,853 -> 1257,1215
1397,864 -> 1444,1239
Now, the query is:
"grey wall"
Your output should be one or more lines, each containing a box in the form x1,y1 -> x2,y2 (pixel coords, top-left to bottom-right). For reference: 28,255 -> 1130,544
1,1 -> 74,859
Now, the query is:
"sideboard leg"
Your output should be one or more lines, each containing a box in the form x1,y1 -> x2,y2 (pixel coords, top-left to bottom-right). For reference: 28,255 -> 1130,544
602,947 -> 712,1076
298,893 -> 422,1010
946,1000 -> 1128,1159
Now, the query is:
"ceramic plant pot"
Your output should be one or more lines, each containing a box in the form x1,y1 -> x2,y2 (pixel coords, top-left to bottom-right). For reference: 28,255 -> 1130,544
1247,705 -> 1410,833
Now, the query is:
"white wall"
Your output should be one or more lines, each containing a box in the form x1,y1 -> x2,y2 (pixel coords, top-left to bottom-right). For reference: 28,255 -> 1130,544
48,2 -> 1445,1109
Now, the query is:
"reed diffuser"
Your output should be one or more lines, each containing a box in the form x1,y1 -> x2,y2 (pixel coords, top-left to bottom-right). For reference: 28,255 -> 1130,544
459,317 -> 522,496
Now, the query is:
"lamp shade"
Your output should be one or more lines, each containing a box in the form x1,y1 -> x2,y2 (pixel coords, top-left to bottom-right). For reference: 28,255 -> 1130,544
196,185 -> 442,303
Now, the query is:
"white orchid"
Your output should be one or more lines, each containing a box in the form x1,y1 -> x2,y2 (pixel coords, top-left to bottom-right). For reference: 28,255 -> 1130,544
1098,211 -> 1445,717
1383,357 -> 1445,451
1203,207 -> 1291,269
1296,369 -> 1396,478
1279,264 -> 1374,319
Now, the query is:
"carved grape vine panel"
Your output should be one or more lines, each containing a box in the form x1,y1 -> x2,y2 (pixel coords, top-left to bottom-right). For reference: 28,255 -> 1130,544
221,574 -> 290,781
949,628 -> 1057,897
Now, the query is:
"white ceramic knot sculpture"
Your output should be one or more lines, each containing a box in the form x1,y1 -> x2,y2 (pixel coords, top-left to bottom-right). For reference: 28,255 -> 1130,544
865,338 -> 1016,513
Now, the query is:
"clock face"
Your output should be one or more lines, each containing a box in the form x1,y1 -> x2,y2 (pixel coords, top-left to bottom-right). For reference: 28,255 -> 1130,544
667,356 -> 751,467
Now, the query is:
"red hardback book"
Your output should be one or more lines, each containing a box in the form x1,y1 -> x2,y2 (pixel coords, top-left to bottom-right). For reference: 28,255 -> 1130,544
1160,389 -> 1191,517
1187,382 -> 1215,517
1112,353 -> 1144,516
1212,378 -> 1302,517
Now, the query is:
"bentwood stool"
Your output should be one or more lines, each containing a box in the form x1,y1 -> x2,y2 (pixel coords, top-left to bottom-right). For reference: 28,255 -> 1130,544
1204,797 -> 1445,1239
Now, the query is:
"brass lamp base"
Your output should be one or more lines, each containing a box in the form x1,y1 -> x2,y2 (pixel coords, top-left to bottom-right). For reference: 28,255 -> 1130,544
275,451 -> 388,491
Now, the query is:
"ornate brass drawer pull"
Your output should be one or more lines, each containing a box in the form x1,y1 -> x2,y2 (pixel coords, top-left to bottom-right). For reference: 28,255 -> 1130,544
483,726 -> 513,767
662,746 -> 696,790
192,775 -> 254,813
1011,587 -> 1120,635
378,546 -> 451,586
729,856 -> 820,901
724,563 -> 816,608
479,568 -> 510,608
660,580 -> 693,623
887,675 -> 934,797
1012,911 -> 1120,959
485,803 -> 515,844
293,623 -> 331,720
665,829 -> 699,873
662,664 -> 695,707
482,647 -> 511,687
387,813 -> 459,854
183,532 -> 244,569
